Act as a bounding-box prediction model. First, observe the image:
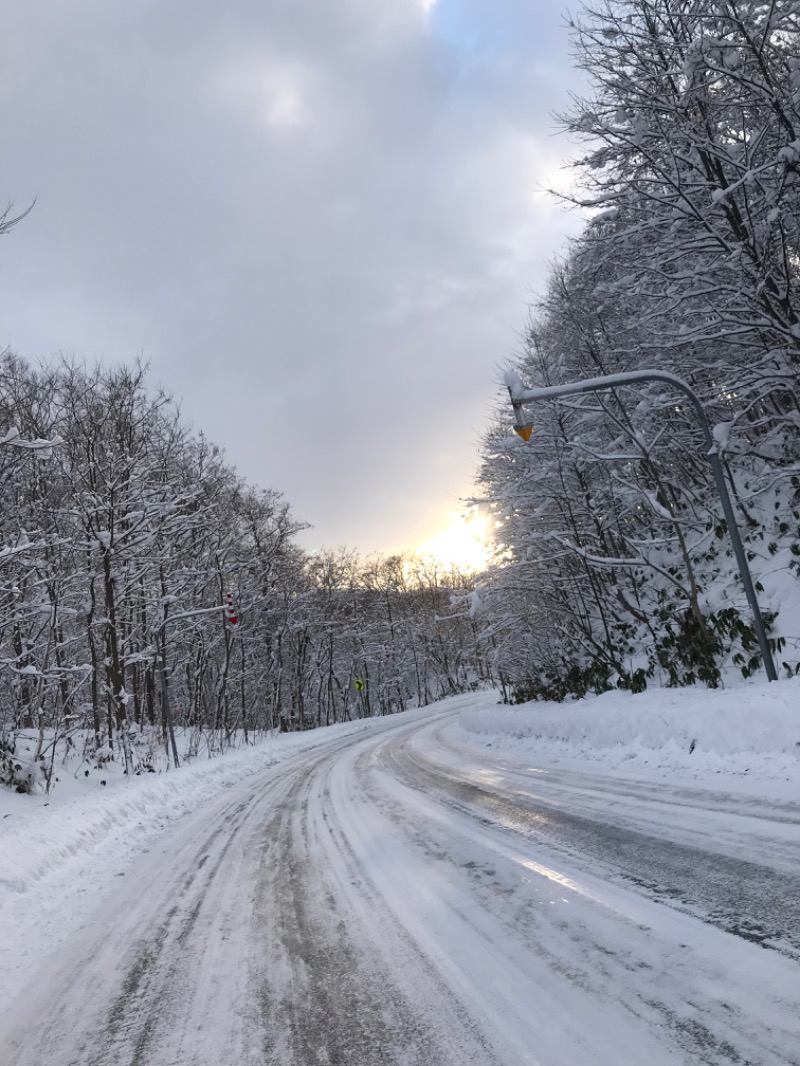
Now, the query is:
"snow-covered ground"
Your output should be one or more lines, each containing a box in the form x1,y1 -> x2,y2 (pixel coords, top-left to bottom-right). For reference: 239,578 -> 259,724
5,675 -> 795,896
2,678 -> 799,1064
452,673 -> 800,798
1,720 -> 370,892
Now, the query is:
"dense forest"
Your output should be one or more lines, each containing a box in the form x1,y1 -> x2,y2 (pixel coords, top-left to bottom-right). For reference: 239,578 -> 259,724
3,0 -> 800,791
476,0 -> 800,700
0,356 -> 486,791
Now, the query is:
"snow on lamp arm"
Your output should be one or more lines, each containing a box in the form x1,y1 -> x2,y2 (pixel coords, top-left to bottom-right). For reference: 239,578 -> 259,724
0,426 -> 63,457
504,368 -> 778,682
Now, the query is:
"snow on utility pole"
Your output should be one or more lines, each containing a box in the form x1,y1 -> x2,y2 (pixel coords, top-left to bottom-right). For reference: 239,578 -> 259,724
505,368 -> 778,683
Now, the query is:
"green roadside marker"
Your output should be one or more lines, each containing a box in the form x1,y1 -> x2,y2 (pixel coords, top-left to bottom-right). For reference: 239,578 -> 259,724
354,678 -> 364,691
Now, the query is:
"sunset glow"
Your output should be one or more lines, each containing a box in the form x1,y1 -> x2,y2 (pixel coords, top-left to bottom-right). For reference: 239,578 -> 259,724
416,509 -> 492,573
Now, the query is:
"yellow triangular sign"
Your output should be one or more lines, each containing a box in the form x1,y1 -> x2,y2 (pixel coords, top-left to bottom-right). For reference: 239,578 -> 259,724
514,424 -> 533,441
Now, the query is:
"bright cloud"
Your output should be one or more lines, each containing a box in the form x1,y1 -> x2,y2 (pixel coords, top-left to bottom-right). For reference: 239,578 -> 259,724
212,57 -> 313,129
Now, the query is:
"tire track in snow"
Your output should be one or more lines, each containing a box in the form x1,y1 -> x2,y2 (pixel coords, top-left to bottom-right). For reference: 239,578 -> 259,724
4,703 -> 800,1065
317,721 -> 706,1066
390,720 -> 800,958
4,714 -> 501,1066
359,715 -> 800,1064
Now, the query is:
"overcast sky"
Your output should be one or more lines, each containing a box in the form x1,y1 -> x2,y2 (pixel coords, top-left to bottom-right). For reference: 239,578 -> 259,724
1,0 -> 584,556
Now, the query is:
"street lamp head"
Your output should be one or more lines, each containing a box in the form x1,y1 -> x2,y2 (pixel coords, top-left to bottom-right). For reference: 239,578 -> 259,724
505,372 -> 532,441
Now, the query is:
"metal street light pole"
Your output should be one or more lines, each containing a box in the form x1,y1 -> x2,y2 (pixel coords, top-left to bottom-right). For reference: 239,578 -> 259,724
505,368 -> 778,682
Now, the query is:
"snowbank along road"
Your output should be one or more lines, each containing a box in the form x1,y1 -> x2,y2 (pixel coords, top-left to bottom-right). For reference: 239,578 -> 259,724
2,693 -> 800,1065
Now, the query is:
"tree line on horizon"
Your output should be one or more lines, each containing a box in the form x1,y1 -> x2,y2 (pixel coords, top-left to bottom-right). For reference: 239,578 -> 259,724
0,356 -> 487,793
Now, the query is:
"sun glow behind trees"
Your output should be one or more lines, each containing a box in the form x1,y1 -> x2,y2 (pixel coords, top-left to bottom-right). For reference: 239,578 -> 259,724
0,356 -> 496,793
417,508 -> 492,573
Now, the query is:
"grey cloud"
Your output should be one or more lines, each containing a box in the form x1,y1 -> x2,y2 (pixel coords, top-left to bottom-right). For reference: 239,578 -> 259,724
1,0 -> 582,553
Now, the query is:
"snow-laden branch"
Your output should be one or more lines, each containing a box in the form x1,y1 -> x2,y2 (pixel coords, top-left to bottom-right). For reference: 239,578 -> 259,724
550,535 -> 692,597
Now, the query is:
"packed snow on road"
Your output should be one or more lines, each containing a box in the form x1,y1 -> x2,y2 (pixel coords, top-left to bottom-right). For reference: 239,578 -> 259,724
2,678 -> 799,1065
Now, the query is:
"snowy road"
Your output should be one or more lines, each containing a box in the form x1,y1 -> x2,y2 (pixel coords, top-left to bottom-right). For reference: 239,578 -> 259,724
4,696 -> 800,1065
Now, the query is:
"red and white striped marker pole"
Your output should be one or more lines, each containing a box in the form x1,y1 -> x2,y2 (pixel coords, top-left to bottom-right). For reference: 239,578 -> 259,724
225,592 -> 239,627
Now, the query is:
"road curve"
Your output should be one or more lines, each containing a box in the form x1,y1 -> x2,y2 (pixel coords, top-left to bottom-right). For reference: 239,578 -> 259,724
4,696 -> 800,1066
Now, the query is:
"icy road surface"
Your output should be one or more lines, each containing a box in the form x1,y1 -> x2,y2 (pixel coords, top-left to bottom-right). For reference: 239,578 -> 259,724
3,698 -> 800,1065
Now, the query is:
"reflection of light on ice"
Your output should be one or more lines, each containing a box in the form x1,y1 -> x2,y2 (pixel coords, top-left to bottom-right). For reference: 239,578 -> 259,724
417,508 -> 492,572
512,856 -> 591,903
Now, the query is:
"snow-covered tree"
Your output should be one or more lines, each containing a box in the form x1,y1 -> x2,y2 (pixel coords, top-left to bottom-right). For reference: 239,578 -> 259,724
477,0 -> 800,700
